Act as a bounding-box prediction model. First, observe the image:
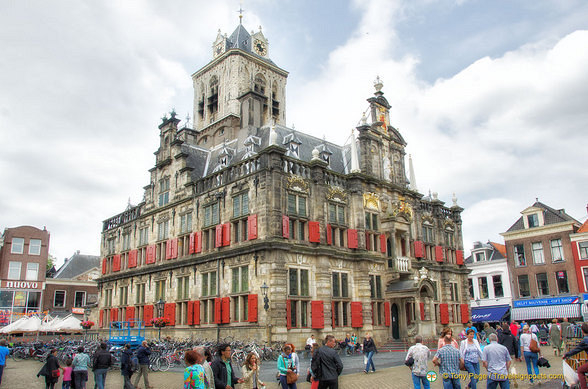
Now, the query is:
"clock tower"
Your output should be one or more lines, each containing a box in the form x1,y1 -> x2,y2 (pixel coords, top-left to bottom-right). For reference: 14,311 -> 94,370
192,21 -> 288,148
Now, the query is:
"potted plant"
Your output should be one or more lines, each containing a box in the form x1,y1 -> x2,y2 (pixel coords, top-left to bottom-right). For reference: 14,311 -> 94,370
80,320 -> 95,330
150,317 -> 170,328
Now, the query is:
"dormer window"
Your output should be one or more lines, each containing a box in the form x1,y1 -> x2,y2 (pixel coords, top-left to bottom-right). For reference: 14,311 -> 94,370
527,214 -> 539,228
474,252 -> 485,262
290,143 -> 299,157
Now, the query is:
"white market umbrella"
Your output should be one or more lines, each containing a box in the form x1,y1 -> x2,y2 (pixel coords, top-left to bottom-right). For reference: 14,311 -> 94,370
54,315 -> 82,332
40,316 -> 60,332
0,316 -> 28,333
19,316 -> 42,332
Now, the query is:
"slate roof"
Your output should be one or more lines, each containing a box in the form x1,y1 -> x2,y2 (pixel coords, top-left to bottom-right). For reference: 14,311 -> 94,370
53,252 -> 100,279
464,241 -> 506,264
224,23 -> 278,67
506,201 -> 579,232
184,124 -> 352,180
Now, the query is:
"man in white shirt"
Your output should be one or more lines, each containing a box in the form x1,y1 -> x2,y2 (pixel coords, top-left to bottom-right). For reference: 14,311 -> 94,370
305,335 -> 317,359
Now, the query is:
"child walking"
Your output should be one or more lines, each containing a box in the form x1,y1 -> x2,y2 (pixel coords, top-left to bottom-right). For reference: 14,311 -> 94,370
61,359 -> 73,389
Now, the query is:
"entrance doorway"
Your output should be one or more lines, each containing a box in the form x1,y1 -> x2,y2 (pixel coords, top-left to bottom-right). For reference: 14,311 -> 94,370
391,303 -> 399,339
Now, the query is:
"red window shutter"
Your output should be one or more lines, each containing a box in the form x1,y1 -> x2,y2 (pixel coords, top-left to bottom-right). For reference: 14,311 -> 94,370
222,223 -> 231,246
215,225 -> 223,248
331,301 -> 336,328
420,302 -> 425,321
347,229 -> 358,249
165,240 -> 171,260
113,254 -> 121,272
102,258 -> 107,274
326,224 -> 332,245
187,301 -> 194,325
125,306 -> 134,321
311,301 -> 324,329
248,294 -> 258,322
435,245 -> 444,262
460,303 -> 469,324
351,302 -> 363,328
248,214 -> 258,240
143,305 -> 154,326
193,301 -> 200,325
195,231 -> 202,254
365,234 -> 370,250
110,308 -> 118,322
440,303 -> 449,324
380,234 -> 387,253
286,299 -> 292,329
222,297 -> 231,323
189,232 -> 196,254
172,238 -> 178,258
214,298 -> 222,324
282,215 -> 290,238
414,241 -> 425,258
456,250 -> 464,265
164,303 -> 176,326
99,310 -> 104,328
384,302 -> 391,327
309,221 -> 320,243
129,250 -> 138,268
146,245 -> 156,264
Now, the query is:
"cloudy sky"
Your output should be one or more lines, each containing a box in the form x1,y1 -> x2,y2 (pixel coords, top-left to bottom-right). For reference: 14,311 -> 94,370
1,0 -> 587,265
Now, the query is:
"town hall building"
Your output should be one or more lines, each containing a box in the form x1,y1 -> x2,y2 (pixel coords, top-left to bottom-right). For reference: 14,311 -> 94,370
97,19 -> 470,344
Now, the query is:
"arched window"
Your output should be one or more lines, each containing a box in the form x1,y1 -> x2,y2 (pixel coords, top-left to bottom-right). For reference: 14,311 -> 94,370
208,76 -> 219,115
253,74 -> 266,95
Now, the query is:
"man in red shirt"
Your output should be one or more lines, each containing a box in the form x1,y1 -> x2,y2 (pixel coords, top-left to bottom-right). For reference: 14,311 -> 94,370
510,321 -> 520,339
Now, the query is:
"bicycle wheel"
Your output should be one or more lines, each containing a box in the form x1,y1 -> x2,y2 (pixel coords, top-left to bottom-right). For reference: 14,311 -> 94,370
155,357 -> 170,372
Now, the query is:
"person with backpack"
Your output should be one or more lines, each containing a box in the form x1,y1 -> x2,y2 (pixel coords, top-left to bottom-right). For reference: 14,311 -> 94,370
311,335 -> 343,389
120,343 -> 136,389
92,342 -> 113,389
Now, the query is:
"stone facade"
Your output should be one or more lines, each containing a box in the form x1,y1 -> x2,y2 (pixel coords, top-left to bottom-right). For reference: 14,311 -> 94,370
97,22 -> 470,346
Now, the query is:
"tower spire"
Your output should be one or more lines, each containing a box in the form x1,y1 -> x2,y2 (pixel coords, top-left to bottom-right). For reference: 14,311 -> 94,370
238,2 -> 244,24
409,154 -> 417,191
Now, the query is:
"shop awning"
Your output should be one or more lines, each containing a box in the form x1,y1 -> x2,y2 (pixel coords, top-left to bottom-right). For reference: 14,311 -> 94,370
471,305 -> 510,323
511,304 -> 581,321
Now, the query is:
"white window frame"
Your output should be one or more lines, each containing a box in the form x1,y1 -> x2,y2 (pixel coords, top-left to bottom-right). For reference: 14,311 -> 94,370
11,238 -> 24,254
532,242 -> 545,264
28,239 -> 42,255
74,291 -> 86,308
25,263 -> 39,281
550,239 -> 564,262
8,262 -> 21,280
54,290 -> 66,308
580,241 -> 588,260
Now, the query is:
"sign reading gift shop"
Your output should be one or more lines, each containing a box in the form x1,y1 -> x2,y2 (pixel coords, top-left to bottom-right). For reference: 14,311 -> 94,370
513,296 -> 579,308
1,280 -> 43,290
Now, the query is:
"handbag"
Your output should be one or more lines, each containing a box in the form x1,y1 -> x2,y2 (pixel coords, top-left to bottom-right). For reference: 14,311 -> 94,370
286,370 -> 298,384
530,337 -> 540,353
404,356 -> 414,367
51,369 -> 60,378
306,371 -> 312,382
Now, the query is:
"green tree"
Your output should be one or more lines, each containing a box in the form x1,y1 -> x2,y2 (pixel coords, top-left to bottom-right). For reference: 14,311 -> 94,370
47,254 -> 56,270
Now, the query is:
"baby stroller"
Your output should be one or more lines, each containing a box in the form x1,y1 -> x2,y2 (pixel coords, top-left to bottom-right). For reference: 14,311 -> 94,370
538,328 -> 549,346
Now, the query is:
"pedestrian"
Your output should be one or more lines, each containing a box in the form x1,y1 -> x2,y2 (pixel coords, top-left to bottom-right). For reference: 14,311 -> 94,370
362,333 -> 377,373
61,358 -> 73,389
184,350 -> 208,389
72,346 -> 91,389
284,343 -> 300,381
134,340 -> 153,389
211,343 -> 242,389
278,344 -> 298,389
498,323 -> 520,361
241,352 -> 264,389
484,323 -> 497,340
40,348 -> 60,389
465,321 -> 478,339
0,339 -> 9,385
405,335 -> 431,389
481,333 -> 511,389
519,325 -> 540,384
344,333 -> 353,355
120,344 -> 135,389
529,322 -> 539,334
310,335 -> 343,389
306,335 -> 317,359
563,322 -> 588,389
201,348 -> 215,389
561,318 -> 571,343
459,329 -> 483,389
309,344 -> 320,389
509,322 -> 520,339
350,333 -> 358,353
433,337 -> 462,389
92,342 -> 113,389
437,327 -> 459,350
549,319 -> 562,356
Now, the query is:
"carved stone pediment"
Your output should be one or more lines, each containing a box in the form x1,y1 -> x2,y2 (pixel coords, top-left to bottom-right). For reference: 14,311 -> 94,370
326,186 -> 347,203
286,174 -> 309,193
363,192 -> 379,210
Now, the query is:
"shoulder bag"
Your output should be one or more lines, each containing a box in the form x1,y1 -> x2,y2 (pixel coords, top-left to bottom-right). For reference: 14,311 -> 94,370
530,335 -> 541,353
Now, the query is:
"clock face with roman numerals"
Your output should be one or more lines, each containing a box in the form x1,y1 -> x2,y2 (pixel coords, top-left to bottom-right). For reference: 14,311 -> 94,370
254,39 -> 267,56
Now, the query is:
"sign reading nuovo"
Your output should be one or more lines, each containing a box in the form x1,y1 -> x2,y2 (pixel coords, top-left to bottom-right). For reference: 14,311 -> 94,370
1,280 -> 42,289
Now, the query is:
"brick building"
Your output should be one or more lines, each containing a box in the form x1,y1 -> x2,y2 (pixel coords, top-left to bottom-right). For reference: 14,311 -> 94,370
502,201 -> 582,320
0,226 -> 49,326
97,20 -> 470,344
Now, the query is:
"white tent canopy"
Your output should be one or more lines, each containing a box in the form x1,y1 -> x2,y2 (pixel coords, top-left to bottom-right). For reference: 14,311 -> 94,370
53,315 -> 82,332
0,316 -> 27,333
18,316 -> 42,332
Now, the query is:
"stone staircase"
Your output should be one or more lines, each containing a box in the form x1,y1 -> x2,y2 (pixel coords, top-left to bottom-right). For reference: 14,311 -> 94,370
379,337 -> 438,352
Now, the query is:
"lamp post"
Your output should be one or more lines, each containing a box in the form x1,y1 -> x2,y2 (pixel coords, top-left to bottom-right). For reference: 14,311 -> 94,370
83,307 -> 92,343
156,298 -> 166,341
261,282 -> 270,343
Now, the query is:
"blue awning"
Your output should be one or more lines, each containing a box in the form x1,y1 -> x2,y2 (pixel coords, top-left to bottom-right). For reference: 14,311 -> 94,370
471,305 -> 510,323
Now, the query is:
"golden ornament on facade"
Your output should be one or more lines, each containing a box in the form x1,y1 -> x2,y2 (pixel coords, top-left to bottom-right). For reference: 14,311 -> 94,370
363,192 -> 379,210
286,174 -> 309,193
443,219 -> 455,229
326,186 -> 347,203
389,196 -> 414,221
